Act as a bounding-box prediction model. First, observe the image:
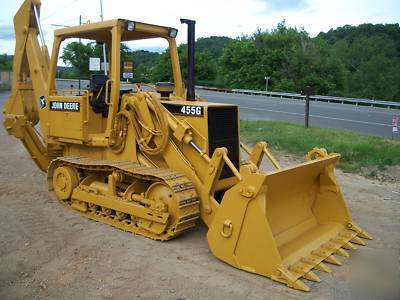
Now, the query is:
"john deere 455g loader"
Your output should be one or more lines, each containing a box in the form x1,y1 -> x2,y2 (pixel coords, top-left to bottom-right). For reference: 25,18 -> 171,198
3,0 -> 372,292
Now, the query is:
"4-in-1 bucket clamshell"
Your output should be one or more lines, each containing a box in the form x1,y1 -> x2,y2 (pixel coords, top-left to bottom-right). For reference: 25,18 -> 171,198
207,145 -> 372,291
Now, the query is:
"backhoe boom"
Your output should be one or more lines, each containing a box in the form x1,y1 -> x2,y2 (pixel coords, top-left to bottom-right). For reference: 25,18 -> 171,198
3,0 -> 55,171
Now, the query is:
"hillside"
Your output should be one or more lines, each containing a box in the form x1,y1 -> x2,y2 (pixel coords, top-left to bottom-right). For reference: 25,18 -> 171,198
214,22 -> 400,101
3,23 -> 399,101
317,23 -> 400,100
150,22 -> 400,101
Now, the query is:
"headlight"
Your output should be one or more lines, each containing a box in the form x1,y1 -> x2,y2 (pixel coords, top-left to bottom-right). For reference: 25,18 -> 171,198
125,21 -> 135,32
168,28 -> 178,38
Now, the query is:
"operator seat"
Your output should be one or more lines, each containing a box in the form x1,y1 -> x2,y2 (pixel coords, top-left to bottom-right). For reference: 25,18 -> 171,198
89,74 -> 134,117
89,74 -> 109,117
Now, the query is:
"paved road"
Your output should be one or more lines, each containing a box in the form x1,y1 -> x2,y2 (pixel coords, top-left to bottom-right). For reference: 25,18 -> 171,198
197,90 -> 400,138
2,89 -> 399,138
51,80 -> 400,138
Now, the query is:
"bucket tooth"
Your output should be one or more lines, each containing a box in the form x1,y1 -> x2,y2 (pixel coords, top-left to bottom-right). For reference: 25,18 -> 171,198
324,255 -> 342,266
274,267 -> 310,292
314,262 -> 332,273
348,222 -> 373,240
292,279 -> 310,292
358,230 -> 373,240
342,242 -> 357,250
303,271 -> 321,283
351,236 -> 366,246
336,248 -> 350,258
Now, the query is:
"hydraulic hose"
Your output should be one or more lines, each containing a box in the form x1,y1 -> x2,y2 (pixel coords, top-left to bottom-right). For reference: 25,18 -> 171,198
127,93 -> 168,156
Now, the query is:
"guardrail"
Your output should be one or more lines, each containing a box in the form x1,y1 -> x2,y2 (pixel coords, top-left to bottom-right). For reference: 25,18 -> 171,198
196,86 -> 400,110
55,80 -> 400,110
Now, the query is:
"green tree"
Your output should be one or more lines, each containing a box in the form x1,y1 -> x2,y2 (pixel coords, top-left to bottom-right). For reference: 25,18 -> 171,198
60,41 -> 160,81
0,54 -> 13,71
150,37 -> 232,85
60,41 -> 95,77
58,22 -> 400,101
150,50 -> 174,82
319,23 -> 400,100
219,21 -> 346,94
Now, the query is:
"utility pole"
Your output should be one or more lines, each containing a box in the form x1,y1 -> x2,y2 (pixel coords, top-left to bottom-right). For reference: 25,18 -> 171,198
265,76 -> 270,92
100,0 -> 107,75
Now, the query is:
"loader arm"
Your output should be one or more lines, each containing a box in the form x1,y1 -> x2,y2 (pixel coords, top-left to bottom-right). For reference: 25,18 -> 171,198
123,90 -> 373,292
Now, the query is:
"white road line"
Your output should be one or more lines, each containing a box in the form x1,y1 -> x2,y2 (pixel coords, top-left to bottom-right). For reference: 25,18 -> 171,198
202,91 -> 400,116
240,106 -> 391,127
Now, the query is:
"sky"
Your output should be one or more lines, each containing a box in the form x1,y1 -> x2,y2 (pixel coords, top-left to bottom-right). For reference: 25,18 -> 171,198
0,0 -> 399,56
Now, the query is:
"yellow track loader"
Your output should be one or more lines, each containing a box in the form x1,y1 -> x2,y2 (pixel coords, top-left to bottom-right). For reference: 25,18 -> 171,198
3,0 -> 372,292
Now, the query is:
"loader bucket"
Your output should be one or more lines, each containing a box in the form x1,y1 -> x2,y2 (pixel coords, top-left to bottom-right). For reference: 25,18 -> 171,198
207,154 -> 372,291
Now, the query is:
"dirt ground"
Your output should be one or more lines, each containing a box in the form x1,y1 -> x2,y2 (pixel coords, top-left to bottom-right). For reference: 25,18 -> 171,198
0,107 -> 399,299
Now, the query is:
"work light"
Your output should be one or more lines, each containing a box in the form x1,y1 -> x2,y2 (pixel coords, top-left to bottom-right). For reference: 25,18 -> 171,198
125,21 -> 135,31
168,28 -> 178,38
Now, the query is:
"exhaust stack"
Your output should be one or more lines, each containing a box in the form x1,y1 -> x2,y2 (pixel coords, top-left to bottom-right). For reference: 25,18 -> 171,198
180,18 -> 196,101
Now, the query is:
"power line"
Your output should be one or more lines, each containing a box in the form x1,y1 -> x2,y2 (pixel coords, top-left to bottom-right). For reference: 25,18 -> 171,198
50,24 -> 71,28
41,0 -> 80,21
54,16 -> 83,24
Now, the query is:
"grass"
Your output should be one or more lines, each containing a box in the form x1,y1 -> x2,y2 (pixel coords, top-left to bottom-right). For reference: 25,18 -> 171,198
240,120 -> 400,172
0,84 -> 11,91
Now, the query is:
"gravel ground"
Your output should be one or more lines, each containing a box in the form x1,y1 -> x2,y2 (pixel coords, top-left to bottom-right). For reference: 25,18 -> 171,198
0,92 -> 399,299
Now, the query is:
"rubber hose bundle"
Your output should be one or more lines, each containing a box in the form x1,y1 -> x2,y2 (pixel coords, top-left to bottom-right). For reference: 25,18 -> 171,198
127,93 -> 168,156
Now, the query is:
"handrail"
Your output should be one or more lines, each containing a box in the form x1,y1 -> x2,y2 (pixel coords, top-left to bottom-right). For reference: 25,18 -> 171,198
105,79 -> 112,105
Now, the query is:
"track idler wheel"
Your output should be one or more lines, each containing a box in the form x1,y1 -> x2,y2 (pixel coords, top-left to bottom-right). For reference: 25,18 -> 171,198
145,182 -> 176,224
52,166 -> 79,200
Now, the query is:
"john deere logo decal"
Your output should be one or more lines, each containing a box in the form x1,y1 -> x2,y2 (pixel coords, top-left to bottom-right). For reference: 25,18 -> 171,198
50,101 -> 80,112
39,96 -> 46,108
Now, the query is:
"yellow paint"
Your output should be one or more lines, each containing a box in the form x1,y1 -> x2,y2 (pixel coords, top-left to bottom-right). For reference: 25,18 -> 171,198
4,0 -> 373,292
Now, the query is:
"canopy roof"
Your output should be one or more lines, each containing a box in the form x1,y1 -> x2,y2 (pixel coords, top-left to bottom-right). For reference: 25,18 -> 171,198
54,19 -> 176,42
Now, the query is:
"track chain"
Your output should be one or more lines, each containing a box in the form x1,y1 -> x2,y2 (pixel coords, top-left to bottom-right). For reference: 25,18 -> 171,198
48,156 -> 200,240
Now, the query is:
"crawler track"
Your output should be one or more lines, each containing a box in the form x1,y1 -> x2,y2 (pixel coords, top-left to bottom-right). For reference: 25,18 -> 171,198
48,156 -> 200,240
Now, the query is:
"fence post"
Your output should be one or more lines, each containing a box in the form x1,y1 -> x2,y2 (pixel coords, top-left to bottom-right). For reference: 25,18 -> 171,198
301,86 -> 315,129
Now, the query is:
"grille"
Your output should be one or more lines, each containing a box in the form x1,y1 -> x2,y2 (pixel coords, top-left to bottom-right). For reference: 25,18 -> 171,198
207,106 -> 239,179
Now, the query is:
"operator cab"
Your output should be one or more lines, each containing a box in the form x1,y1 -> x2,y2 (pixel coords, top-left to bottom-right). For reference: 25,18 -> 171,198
47,19 -> 183,141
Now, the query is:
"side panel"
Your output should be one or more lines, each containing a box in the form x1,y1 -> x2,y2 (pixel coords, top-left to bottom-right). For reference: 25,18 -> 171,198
49,96 -> 85,141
